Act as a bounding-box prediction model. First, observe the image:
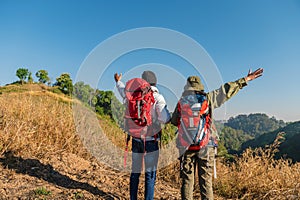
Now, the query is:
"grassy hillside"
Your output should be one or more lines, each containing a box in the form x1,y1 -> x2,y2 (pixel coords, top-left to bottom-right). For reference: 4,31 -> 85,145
0,84 -> 179,199
0,84 -> 299,199
0,88 -> 82,158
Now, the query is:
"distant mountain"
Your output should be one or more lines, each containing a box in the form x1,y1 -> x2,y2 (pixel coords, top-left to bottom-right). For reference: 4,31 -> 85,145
215,114 -> 287,154
242,121 -> 300,162
225,113 -> 286,138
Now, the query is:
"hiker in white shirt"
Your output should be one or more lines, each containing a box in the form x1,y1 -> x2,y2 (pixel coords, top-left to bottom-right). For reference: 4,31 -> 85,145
114,70 -> 170,200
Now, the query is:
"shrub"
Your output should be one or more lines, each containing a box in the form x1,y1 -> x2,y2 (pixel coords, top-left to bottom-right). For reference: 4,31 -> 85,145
34,187 -> 51,195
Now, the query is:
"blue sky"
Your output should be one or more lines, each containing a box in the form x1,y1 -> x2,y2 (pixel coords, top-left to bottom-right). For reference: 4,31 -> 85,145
0,0 -> 299,122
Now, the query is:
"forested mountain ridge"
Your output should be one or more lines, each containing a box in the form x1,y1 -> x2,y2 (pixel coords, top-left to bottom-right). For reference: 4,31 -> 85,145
225,113 -> 286,137
216,113 -> 287,154
218,113 -> 300,162
242,121 -> 300,162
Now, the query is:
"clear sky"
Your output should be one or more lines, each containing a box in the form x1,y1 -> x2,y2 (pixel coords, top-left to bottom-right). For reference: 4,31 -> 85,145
0,0 -> 299,122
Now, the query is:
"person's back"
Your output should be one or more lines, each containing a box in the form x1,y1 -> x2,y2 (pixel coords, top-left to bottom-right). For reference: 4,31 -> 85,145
171,68 -> 263,200
114,70 -> 170,200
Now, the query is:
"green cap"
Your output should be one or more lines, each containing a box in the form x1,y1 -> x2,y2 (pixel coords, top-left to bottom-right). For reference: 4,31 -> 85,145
184,76 -> 204,91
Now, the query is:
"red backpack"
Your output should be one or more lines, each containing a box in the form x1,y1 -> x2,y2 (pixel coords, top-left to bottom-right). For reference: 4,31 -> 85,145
124,78 -> 155,138
177,92 -> 211,151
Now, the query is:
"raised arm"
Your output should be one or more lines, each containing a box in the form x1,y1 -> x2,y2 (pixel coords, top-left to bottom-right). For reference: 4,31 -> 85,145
208,68 -> 264,109
114,73 -> 126,99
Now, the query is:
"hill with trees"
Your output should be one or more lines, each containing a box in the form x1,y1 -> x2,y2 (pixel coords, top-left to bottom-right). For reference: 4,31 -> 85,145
216,113 -> 287,155
0,68 -> 299,199
225,113 -> 286,137
217,126 -> 252,154
242,121 -> 300,162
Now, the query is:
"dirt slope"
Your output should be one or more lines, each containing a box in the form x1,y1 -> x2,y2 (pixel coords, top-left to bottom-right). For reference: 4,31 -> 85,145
0,151 -> 183,199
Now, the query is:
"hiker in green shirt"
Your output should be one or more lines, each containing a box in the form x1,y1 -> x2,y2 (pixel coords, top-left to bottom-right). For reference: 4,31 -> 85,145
171,68 -> 263,200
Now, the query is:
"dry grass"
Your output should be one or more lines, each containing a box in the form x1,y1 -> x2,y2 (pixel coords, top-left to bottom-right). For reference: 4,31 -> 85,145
158,133 -> 300,200
0,88 -> 300,199
0,92 -> 88,159
214,133 -> 300,199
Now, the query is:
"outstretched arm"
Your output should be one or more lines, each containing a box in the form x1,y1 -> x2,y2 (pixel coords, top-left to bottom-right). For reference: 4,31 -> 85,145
208,68 -> 264,109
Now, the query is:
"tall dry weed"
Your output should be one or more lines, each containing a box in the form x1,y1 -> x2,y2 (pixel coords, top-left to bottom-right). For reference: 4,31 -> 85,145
158,133 -> 300,199
0,92 -> 88,158
215,132 -> 300,199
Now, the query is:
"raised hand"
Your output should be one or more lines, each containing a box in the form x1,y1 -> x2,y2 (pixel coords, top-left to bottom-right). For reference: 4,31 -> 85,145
114,73 -> 122,82
245,68 -> 263,81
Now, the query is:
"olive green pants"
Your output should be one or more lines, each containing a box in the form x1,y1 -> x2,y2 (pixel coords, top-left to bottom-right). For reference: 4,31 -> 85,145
180,147 -> 215,200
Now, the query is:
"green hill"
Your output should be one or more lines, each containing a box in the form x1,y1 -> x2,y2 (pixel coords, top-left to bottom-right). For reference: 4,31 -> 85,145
225,113 -> 286,137
216,114 -> 286,154
242,121 -> 300,162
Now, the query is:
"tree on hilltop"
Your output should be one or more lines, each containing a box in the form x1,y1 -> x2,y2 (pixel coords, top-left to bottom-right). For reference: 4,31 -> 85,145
16,68 -> 29,84
54,73 -> 73,95
36,70 -> 50,84
94,90 -> 125,126
73,81 -> 96,106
